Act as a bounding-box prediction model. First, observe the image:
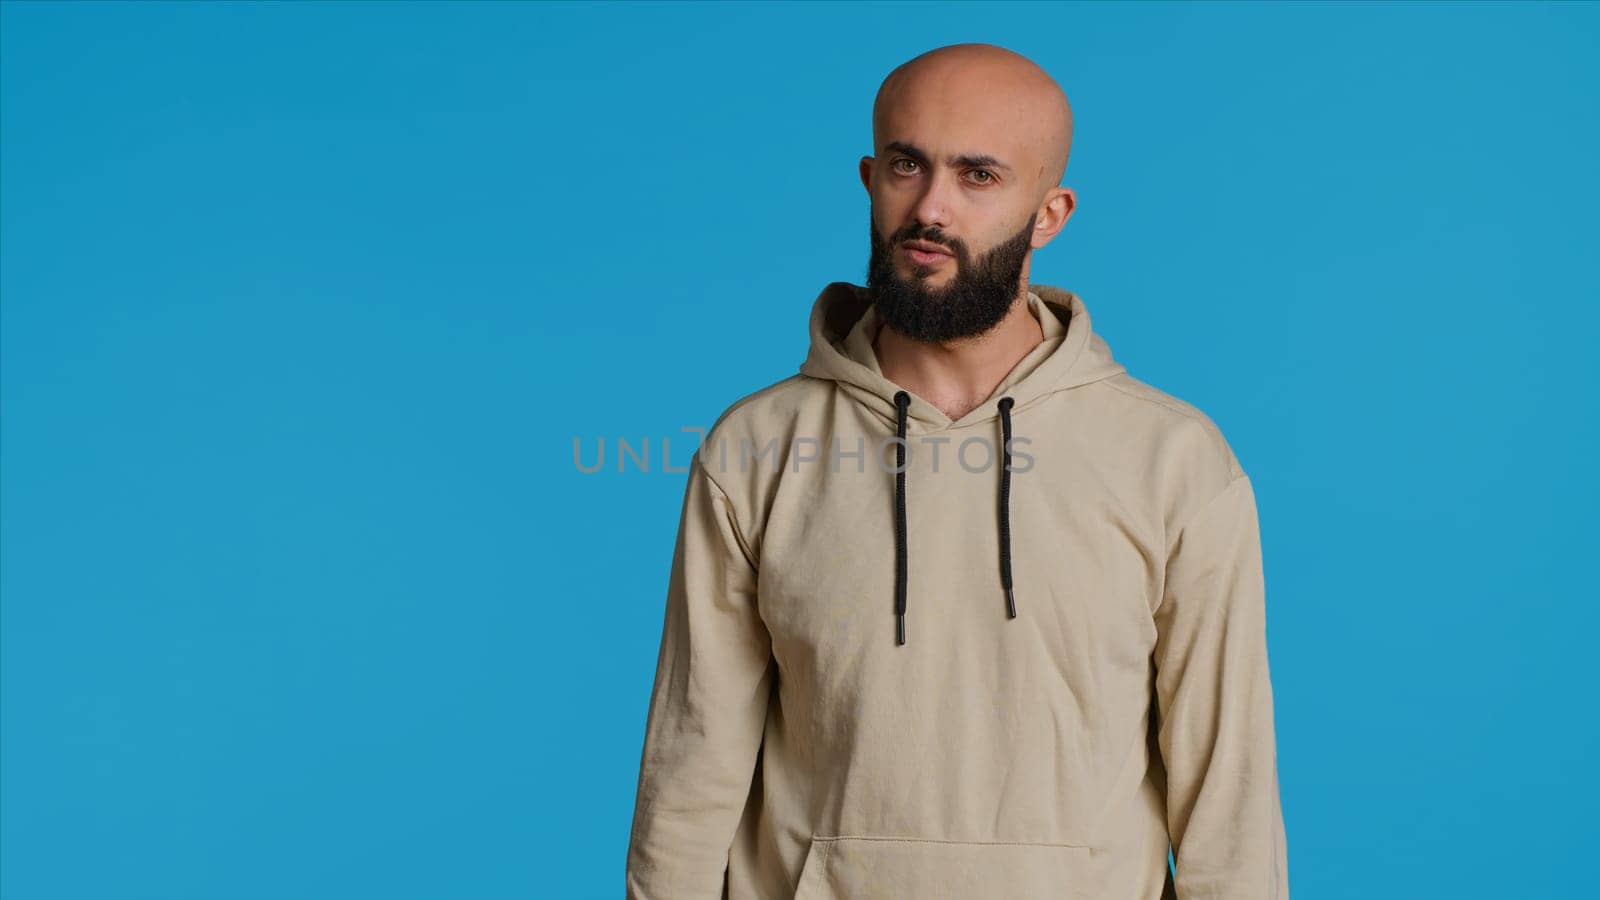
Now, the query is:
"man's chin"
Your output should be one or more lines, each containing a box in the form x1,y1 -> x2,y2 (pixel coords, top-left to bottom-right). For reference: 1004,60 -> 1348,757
903,269 -> 955,286
886,270 -> 957,297
897,256 -> 956,277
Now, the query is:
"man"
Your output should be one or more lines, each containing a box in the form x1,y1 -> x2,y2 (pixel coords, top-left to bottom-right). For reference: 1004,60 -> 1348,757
625,43 -> 1289,900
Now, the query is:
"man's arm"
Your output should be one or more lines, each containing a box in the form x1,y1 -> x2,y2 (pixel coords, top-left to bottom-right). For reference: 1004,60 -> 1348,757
625,454 -> 774,899
1153,474 -> 1290,899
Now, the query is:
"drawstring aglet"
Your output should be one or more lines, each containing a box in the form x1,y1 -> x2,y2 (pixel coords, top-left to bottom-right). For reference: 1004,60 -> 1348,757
1006,587 -> 1017,619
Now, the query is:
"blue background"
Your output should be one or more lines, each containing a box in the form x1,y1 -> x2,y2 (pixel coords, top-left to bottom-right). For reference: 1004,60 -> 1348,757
3,1 -> 1595,897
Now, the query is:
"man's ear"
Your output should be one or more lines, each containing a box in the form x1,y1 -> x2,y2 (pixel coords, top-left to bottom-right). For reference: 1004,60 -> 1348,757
859,156 -> 874,194
1031,187 -> 1077,250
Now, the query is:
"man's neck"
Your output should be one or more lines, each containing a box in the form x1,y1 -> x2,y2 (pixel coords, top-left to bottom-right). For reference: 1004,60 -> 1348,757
872,288 -> 1046,422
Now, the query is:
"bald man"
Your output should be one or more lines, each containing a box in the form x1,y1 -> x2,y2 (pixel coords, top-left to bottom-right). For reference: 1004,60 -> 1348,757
626,43 -> 1290,900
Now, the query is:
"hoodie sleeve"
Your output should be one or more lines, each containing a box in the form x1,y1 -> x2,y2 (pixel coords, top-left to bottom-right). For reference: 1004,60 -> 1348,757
1153,474 -> 1289,900
625,454 -> 774,900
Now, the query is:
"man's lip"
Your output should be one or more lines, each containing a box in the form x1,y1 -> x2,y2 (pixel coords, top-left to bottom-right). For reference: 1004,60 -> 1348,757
900,240 -> 952,256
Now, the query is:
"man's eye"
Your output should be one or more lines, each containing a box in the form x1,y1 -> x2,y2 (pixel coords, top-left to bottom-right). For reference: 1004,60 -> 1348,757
970,170 -> 995,184
891,158 -> 919,174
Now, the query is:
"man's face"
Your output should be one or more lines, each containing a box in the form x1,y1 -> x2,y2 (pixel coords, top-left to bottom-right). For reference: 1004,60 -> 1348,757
861,106 -> 1043,344
866,203 -> 1037,344
861,48 -> 1077,345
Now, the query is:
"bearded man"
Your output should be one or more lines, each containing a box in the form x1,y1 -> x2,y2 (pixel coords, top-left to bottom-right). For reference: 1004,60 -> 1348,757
625,41 -> 1291,900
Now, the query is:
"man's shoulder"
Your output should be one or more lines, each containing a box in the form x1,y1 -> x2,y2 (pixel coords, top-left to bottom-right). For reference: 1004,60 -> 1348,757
706,372 -> 819,429
691,373 -> 826,474
1093,371 -> 1229,433
1087,371 -> 1246,484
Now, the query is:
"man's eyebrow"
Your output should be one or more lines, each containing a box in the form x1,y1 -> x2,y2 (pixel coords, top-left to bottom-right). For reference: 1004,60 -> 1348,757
883,141 -> 1013,173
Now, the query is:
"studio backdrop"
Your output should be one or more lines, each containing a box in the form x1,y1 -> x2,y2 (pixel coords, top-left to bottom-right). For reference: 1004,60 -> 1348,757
2,2 -> 1595,898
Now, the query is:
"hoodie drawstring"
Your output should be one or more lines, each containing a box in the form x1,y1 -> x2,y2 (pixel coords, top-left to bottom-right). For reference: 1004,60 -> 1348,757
998,396 -> 1018,620
892,390 -> 911,645
890,390 -> 1019,646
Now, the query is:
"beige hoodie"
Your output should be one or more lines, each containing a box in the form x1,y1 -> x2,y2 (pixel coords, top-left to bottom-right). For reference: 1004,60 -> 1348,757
625,282 -> 1289,899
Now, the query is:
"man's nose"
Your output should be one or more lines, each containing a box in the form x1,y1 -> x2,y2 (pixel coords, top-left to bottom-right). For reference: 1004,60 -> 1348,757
909,168 -> 958,232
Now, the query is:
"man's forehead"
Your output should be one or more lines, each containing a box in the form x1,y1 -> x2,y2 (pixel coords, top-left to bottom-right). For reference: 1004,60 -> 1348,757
877,116 -> 1033,175
876,87 -> 1044,172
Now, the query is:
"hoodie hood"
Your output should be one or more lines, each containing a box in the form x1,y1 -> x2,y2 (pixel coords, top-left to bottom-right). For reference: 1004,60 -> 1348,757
798,281 -> 1126,434
796,281 -> 1127,644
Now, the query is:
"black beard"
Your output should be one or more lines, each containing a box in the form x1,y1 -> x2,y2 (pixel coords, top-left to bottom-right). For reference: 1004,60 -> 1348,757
865,207 -> 1037,344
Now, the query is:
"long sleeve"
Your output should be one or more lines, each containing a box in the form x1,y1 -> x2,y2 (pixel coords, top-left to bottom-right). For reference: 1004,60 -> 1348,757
625,455 -> 775,899
1153,474 -> 1289,900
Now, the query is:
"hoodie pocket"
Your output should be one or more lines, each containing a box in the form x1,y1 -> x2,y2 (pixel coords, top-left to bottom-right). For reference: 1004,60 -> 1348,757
791,834 -> 1091,900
